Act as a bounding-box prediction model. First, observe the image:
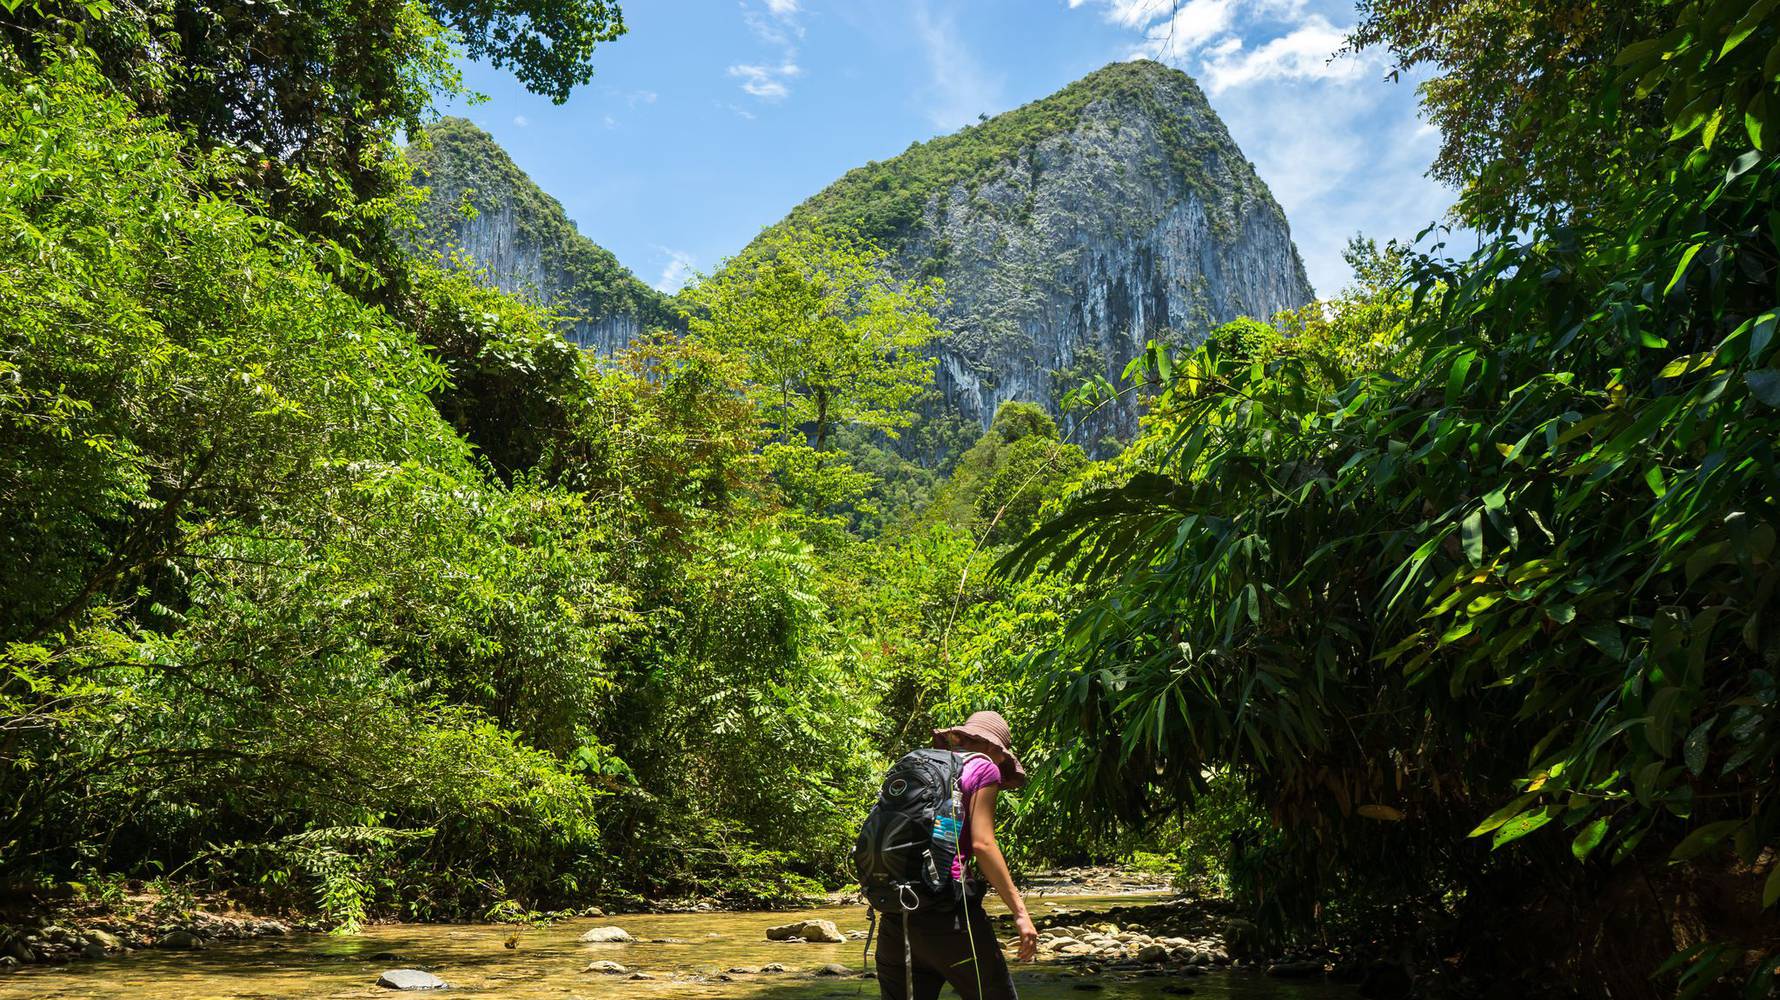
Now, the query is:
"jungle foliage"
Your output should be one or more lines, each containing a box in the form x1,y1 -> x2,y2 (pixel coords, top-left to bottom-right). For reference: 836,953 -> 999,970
8,0 -> 1778,995
1003,0 -> 1780,994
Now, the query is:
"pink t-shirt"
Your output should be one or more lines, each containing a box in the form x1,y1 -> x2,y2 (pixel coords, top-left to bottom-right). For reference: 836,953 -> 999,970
952,754 -> 1003,879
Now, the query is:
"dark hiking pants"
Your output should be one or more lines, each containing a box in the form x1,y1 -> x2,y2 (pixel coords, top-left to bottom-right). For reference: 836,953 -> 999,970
875,900 -> 1018,1000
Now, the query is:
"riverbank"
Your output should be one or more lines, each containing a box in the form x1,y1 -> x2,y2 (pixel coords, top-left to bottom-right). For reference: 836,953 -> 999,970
0,866 -> 1180,974
0,892 -> 1371,1000
2,869 -> 1403,996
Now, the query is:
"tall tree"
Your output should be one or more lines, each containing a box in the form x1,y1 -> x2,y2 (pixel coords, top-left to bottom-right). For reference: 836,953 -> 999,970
682,228 -> 944,452
1346,0 -> 1667,231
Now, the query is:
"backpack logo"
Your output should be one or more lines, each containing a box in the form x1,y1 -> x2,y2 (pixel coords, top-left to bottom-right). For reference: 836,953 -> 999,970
888,778 -> 907,796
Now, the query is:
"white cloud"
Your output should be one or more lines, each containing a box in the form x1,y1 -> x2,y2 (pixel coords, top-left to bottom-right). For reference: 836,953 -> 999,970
512,114 -> 529,127
729,62 -> 801,100
627,89 -> 658,107
912,1 -> 1004,131
731,0 -> 804,101
603,113 -> 618,129
1199,16 -> 1360,93
655,248 -> 698,293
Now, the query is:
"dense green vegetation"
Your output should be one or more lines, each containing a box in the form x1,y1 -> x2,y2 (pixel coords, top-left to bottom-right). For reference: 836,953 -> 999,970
5,0 -> 1780,995
0,0 -> 1078,927
1001,1 -> 1780,994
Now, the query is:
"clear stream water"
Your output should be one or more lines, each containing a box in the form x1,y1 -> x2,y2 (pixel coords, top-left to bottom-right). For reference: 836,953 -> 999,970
0,895 -> 1354,1000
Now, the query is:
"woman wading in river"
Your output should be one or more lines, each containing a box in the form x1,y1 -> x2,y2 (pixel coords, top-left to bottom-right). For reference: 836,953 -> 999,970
873,711 -> 1039,1000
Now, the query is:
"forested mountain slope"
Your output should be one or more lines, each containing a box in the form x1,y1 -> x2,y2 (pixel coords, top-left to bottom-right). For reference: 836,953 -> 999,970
771,59 -> 1314,451
408,118 -> 677,352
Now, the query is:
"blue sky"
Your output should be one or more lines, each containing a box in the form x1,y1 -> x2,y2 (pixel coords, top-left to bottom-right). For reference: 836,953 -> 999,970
441,0 -> 1468,298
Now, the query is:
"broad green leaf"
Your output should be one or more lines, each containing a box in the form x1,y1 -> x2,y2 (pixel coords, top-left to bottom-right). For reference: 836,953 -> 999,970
1572,817 -> 1609,860
1665,243 -> 1703,296
1670,819 -> 1742,861
1746,369 -> 1780,406
1493,808 -> 1554,848
1462,509 -> 1484,566
1468,792 -> 1538,837
1684,717 -> 1714,776
1750,311 -> 1777,363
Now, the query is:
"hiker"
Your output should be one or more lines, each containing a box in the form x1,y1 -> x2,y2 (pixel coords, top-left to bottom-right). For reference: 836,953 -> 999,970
869,711 -> 1038,1000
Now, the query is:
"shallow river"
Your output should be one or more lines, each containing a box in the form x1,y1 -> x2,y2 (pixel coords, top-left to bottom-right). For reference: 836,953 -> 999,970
0,895 -> 1353,1000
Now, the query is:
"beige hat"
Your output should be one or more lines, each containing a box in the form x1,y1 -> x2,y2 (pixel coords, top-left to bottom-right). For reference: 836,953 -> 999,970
932,711 -> 1028,790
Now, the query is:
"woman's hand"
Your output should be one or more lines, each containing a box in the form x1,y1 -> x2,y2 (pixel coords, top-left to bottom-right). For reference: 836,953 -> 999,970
1014,912 -> 1038,962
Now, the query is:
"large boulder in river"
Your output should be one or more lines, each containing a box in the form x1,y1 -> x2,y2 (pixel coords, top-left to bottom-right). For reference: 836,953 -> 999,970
376,969 -> 447,990
155,930 -> 204,950
766,919 -> 844,943
578,926 -> 633,943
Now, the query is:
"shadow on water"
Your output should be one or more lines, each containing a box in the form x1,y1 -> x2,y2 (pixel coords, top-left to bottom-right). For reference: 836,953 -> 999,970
0,897 -> 1355,1000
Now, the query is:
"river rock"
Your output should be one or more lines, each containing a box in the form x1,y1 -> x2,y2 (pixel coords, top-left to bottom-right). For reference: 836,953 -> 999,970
84,929 -> 123,952
728,966 -> 761,974
814,963 -> 853,976
629,972 -> 654,980
0,956 -> 15,971
584,960 -> 628,974
81,941 -> 108,960
766,919 -> 844,943
761,963 -> 787,973
2,939 -> 31,964
578,926 -> 633,943
377,969 -> 447,990
155,930 -> 204,950
1136,943 -> 1168,962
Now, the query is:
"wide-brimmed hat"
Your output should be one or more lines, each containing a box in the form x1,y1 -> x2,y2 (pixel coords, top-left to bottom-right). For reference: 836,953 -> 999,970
932,711 -> 1028,790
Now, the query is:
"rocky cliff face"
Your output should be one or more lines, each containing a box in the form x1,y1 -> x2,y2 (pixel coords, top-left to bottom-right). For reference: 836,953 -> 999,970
776,60 -> 1314,451
407,118 -> 675,352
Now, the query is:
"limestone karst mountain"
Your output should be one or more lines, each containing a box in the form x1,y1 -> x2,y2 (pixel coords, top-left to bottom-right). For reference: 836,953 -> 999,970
407,117 -> 676,353
411,60 -> 1313,455
768,59 -> 1314,451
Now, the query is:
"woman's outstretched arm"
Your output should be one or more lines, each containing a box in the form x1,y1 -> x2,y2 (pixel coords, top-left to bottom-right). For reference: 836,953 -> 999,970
969,785 -> 1038,961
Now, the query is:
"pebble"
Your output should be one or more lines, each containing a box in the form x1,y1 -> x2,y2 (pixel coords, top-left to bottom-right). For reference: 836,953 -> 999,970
584,960 -> 628,974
